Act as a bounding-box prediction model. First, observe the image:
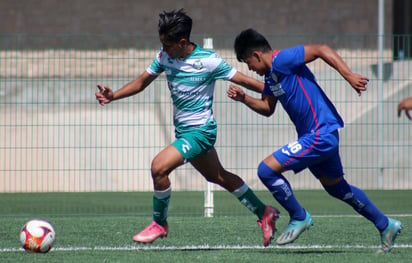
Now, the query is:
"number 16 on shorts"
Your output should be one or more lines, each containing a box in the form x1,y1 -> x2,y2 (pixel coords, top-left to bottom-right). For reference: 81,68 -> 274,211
281,141 -> 302,156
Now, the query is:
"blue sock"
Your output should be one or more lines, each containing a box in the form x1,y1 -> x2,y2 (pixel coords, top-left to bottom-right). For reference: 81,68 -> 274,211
257,161 -> 306,221
324,179 -> 388,231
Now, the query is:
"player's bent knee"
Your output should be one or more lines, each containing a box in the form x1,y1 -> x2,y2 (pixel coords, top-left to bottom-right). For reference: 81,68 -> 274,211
257,162 -> 275,185
323,178 -> 351,200
150,161 -> 169,179
257,161 -> 289,190
318,175 -> 344,186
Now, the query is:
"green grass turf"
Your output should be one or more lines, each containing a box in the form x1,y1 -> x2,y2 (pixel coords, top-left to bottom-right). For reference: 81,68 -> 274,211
0,190 -> 411,262
0,190 -> 410,217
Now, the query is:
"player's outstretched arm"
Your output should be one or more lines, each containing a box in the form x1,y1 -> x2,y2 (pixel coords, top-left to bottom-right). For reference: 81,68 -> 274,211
95,85 -> 114,106
95,71 -> 157,106
398,97 -> 412,120
230,71 -> 265,93
304,44 -> 368,96
227,84 -> 276,117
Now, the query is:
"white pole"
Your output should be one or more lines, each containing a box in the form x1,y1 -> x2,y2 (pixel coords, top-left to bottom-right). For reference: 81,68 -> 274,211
203,37 -> 214,217
377,0 -> 384,187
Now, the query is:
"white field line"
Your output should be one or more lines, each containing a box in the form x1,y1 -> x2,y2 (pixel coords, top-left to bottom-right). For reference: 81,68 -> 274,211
2,215 -> 410,253
1,244 -> 412,253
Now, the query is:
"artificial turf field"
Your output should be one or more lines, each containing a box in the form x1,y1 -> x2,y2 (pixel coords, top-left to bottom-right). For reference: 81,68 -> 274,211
0,190 -> 411,263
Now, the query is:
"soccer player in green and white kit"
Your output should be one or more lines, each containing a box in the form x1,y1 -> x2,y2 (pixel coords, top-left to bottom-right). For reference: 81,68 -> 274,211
95,9 -> 279,246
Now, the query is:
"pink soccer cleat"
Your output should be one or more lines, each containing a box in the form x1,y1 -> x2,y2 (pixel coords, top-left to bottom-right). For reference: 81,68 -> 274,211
133,221 -> 168,243
257,206 -> 280,247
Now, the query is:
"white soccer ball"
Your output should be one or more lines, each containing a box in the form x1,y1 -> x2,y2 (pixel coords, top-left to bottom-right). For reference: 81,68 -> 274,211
20,219 -> 56,253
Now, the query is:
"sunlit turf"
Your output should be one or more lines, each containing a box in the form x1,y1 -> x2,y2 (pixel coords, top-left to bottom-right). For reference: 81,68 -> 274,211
1,191 -> 411,262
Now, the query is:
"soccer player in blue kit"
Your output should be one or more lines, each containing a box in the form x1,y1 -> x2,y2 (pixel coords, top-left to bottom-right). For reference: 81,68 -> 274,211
227,28 -> 402,253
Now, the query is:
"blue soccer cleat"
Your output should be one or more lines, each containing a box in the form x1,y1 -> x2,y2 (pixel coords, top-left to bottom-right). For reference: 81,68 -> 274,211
276,210 -> 313,245
377,217 -> 402,254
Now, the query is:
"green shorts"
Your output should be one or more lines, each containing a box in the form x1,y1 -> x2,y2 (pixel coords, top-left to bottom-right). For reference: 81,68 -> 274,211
172,119 -> 217,162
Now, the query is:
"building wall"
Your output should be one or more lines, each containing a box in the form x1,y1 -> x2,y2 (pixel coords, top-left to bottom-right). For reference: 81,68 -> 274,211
1,0 -> 392,36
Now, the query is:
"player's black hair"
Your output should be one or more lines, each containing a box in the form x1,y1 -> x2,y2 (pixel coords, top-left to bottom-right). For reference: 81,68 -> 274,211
158,9 -> 192,42
234,28 -> 272,62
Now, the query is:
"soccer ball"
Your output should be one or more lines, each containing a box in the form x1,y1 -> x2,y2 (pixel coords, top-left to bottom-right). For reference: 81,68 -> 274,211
20,219 -> 56,253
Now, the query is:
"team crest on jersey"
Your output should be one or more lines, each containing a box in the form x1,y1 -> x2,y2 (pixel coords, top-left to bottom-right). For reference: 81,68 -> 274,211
193,59 -> 203,70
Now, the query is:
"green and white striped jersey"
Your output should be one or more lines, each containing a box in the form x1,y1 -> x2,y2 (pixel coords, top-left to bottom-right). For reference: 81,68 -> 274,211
147,44 -> 236,132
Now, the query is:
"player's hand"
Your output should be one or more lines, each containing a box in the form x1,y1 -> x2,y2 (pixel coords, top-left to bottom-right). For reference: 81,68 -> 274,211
397,97 -> 412,121
347,73 -> 368,96
227,85 -> 246,102
95,84 -> 114,106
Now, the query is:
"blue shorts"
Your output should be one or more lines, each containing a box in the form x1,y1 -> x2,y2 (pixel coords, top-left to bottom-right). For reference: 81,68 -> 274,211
273,130 -> 344,179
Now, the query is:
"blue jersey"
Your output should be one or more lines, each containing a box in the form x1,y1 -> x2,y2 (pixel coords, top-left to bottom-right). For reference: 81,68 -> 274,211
262,45 -> 344,137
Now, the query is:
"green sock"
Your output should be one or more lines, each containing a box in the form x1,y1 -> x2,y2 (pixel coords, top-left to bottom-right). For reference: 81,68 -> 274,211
232,184 -> 266,219
152,187 -> 171,226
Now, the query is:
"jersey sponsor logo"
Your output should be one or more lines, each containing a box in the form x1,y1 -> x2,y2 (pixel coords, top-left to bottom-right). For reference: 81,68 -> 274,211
190,77 -> 207,82
269,83 -> 285,97
169,81 -> 202,96
170,85 -> 201,96
176,90 -> 201,96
